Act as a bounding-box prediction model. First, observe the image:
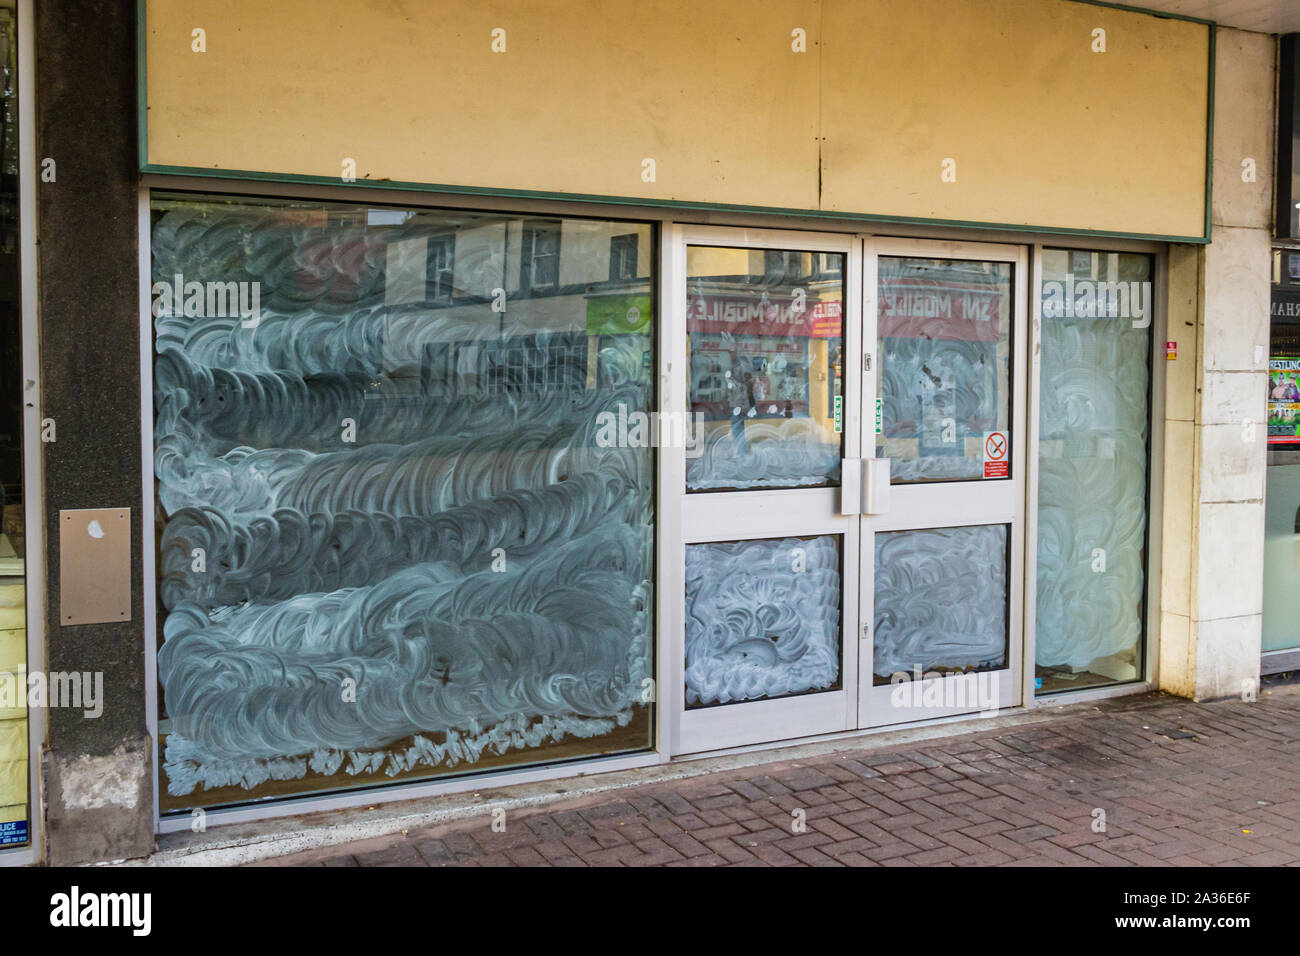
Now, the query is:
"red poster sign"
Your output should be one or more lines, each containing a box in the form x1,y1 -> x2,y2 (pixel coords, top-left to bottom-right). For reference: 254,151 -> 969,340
878,276 -> 1004,342
687,296 -> 842,338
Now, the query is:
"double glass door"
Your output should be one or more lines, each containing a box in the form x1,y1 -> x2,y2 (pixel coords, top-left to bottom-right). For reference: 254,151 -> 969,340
671,228 -> 1026,755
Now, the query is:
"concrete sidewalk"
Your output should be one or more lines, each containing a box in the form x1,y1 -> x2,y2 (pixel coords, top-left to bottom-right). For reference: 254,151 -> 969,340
253,680 -> 1300,867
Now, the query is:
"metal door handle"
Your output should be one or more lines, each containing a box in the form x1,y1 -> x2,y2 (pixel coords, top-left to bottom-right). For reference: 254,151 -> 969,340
840,458 -> 862,515
864,458 -> 891,514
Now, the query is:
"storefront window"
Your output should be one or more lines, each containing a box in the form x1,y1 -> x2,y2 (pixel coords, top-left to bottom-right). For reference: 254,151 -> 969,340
151,195 -> 656,811
0,5 -> 27,850
1263,250 -> 1300,661
1035,249 -> 1152,694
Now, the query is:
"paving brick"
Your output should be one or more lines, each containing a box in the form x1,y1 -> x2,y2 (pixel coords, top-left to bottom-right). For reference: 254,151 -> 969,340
257,687 -> 1300,870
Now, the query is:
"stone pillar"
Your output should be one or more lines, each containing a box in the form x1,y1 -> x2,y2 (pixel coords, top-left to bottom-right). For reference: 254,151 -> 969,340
1159,27 -> 1275,701
36,0 -> 153,863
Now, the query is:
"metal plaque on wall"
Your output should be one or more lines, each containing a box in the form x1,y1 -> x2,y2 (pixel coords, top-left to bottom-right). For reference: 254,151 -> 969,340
59,508 -> 131,626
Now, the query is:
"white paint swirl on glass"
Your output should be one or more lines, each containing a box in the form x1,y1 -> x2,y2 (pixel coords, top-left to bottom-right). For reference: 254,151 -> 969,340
684,535 -> 841,706
873,524 -> 1009,679
877,257 -> 1012,483
152,196 -> 656,806
1035,250 -> 1150,683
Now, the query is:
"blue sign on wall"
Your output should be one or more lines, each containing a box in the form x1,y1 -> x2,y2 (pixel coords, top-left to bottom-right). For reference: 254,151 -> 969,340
0,819 -> 28,846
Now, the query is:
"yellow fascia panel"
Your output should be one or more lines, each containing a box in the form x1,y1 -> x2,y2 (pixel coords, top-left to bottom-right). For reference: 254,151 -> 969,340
144,0 -> 1210,238
820,0 -> 1210,237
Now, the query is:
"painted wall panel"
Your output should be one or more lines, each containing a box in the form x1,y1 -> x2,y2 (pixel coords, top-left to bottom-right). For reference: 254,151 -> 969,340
821,0 -> 1210,238
143,0 -> 1211,251
144,0 -> 824,212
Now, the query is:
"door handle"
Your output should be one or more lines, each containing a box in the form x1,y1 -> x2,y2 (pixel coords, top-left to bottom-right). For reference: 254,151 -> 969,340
864,457 -> 891,514
839,458 -> 862,515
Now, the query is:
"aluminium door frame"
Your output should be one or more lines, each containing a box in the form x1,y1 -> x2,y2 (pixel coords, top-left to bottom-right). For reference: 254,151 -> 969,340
666,224 -> 863,756
858,236 -> 1030,727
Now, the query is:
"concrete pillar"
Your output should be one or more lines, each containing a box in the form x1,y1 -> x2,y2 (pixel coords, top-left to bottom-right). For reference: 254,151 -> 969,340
1159,27 -> 1275,701
36,0 -> 153,863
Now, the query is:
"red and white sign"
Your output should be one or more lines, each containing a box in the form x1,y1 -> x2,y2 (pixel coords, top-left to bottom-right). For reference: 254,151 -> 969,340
878,276 -> 1005,343
983,431 -> 1008,479
687,296 -> 842,338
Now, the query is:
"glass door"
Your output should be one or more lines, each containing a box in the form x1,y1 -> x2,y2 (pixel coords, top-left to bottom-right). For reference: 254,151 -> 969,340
858,239 -> 1027,726
672,227 -> 861,754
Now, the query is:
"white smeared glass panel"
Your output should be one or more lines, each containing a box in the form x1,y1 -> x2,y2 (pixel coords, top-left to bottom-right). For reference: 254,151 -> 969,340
1035,249 -> 1151,693
151,195 -> 656,811
684,535 -> 841,707
873,524 -> 1009,681
877,257 -> 1012,483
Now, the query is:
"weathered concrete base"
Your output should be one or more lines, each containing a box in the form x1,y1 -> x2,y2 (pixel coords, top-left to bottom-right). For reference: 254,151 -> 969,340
44,736 -> 154,865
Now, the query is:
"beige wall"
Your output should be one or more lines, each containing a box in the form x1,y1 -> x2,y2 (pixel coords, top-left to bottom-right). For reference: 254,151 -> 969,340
144,0 -> 1210,239
1159,27 -> 1274,700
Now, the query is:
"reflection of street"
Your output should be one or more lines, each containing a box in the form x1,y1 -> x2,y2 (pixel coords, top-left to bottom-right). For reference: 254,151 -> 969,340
685,249 -> 845,490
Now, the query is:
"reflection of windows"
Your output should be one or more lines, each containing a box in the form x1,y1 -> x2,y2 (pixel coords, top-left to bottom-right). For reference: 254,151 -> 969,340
813,253 -> 842,279
480,333 -> 587,396
426,234 -> 454,302
763,250 -> 800,285
610,234 -> 638,282
760,250 -> 842,285
522,221 -> 561,294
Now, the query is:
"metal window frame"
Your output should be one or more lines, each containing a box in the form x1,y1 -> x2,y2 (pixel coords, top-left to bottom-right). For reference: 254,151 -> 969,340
1023,241 -> 1167,707
0,0 -> 43,868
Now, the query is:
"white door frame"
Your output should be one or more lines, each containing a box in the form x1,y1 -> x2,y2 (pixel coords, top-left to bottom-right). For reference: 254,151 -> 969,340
858,238 -> 1030,726
668,226 -> 863,755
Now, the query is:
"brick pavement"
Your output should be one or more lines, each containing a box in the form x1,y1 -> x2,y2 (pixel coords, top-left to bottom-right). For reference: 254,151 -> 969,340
255,680 -> 1300,867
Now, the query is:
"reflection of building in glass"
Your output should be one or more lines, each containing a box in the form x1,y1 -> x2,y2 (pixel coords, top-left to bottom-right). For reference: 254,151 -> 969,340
685,247 -> 845,490
151,198 -> 657,811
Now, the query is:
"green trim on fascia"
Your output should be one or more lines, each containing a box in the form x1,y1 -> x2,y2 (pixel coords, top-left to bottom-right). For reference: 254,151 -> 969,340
136,0 -> 148,168
140,163 -> 1213,244
1204,25 -> 1217,244
1062,0 -> 1214,27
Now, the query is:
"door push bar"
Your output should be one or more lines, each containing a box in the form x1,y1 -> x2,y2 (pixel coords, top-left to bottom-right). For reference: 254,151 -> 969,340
839,458 -> 891,516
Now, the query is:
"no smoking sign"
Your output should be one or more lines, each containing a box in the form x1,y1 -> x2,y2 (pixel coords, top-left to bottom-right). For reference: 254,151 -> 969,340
983,431 -> 1008,479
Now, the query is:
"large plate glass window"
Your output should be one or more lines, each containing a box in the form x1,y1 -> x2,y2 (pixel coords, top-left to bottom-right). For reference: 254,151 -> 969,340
1261,249 -> 1300,670
151,194 -> 656,812
1034,249 -> 1152,694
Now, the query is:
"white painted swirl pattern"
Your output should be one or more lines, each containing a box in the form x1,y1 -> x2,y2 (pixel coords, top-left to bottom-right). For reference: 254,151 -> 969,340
1035,311 -> 1149,671
684,536 -> 840,706
873,524 -> 1008,677
152,201 -> 655,800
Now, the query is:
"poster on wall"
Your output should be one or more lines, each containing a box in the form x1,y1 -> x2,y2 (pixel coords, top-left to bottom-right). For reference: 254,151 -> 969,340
1269,357 -> 1300,445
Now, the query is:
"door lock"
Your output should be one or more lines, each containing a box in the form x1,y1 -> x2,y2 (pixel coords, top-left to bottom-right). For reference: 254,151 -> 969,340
862,353 -> 872,372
